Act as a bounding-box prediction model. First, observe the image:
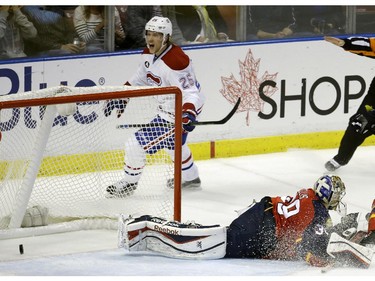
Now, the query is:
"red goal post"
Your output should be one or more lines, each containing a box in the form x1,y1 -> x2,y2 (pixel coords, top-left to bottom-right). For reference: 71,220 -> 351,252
0,85 -> 182,238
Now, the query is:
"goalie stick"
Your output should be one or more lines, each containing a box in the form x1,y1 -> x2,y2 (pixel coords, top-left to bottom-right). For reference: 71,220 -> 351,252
116,97 -> 241,129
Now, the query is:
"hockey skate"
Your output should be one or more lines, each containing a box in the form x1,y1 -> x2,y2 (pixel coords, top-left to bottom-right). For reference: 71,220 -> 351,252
325,158 -> 342,171
167,177 -> 201,189
106,179 -> 138,198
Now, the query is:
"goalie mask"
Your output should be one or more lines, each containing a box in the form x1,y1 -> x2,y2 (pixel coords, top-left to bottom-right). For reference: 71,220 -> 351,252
314,175 -> 346,211
145,16 -> 172,47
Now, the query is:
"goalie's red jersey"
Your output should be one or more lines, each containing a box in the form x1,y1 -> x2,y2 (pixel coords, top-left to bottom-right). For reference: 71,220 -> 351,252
267,188 -> 330,260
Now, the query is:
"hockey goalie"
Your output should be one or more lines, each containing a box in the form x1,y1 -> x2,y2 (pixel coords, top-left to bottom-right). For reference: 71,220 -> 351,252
118,175 -> 375,268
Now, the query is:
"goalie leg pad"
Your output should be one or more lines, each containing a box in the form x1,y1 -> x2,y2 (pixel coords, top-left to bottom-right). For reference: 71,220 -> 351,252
327,232 -> 374,268
118,214 -> 149,250
118,215 -> 227,260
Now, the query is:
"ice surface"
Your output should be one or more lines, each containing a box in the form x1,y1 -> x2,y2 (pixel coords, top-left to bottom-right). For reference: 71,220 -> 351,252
0,147 -> 374,277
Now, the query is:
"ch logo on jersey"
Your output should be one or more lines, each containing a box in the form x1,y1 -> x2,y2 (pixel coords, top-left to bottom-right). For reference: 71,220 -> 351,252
146,72 -> 162,86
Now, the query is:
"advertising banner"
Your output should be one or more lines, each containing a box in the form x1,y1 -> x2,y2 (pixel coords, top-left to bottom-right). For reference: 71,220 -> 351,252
1,39 -> 374,144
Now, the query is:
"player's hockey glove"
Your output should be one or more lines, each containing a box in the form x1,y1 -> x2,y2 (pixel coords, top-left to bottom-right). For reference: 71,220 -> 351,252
350,113 -> 369,134
182,103 -> 197,133
349,105 -> 375,134
104,98 -> 129,118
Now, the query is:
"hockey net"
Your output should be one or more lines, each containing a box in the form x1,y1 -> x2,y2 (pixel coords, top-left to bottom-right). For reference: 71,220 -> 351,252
0,85 -> 182,239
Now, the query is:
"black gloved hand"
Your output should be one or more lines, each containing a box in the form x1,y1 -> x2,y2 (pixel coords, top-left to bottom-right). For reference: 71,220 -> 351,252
350,105 -> 375,134
350,113 -> 369,134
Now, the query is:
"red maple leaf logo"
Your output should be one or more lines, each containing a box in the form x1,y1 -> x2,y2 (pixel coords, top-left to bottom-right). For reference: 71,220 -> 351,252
220,49 -> 278,126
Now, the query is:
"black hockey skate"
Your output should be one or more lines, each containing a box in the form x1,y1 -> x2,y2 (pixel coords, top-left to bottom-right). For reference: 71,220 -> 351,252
106,179 -> 138,198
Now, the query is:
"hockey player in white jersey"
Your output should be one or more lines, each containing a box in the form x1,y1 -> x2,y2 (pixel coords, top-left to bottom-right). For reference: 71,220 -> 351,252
106,16 -> 205,197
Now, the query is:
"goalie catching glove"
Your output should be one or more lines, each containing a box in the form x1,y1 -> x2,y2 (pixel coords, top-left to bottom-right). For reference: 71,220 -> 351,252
103,98 -> 129,118
324,211 -> 374,269
328,212 -> 359,235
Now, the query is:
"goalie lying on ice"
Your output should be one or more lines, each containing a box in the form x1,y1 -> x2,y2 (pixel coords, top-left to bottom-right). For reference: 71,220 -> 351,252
118,175 -> 375,268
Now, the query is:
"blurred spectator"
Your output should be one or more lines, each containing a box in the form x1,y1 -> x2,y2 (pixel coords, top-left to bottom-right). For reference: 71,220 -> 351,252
173,6 -> 230,44
356,6 -> 375,34
249,6 -> 296,39
216,6 -> 236,39
161,6 -> 190,45
22,6 -> 84,57
246,7 -> 258,40
73,5 -> 125,53
0,5 -> 37,59
294,6 -> 345,36
116,6 -> 161,49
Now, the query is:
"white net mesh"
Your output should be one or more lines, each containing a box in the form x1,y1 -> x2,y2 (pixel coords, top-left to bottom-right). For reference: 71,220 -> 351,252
0,86 -> 181,231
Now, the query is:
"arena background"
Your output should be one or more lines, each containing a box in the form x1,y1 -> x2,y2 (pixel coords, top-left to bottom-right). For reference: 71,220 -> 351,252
1,38 -> 375,161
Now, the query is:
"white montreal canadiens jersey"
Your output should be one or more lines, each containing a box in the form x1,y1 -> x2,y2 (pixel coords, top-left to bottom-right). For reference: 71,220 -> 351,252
127,44 -> 205,122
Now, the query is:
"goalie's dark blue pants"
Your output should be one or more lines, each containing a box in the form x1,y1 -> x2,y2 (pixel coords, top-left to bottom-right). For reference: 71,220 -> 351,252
225,196 -> 276,258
